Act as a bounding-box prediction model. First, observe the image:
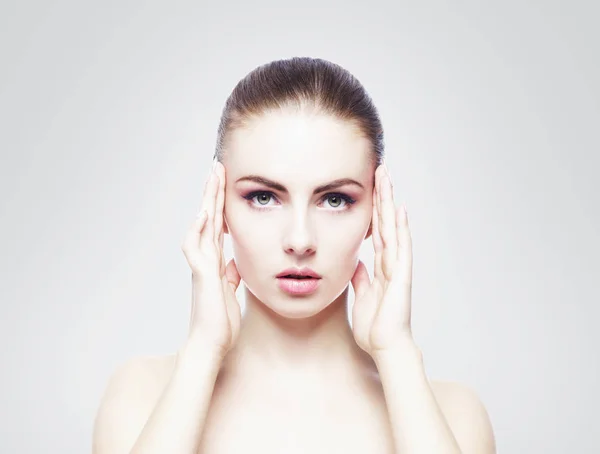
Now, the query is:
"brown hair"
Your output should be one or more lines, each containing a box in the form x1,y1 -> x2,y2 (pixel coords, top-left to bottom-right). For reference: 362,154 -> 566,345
213,57 -> 384,167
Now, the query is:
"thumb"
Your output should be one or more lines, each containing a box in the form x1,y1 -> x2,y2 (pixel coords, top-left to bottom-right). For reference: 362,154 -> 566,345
350,259 -> 370,301
225,258 -> 242,291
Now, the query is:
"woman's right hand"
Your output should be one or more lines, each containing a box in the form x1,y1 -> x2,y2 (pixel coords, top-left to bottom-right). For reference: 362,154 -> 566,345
180,160 -> 242,360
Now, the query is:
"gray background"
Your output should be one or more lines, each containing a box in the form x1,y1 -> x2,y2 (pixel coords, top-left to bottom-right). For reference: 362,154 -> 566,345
1,0 -> 598,452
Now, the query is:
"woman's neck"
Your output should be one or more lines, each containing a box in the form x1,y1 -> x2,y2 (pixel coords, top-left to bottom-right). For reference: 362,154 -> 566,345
220,285 -> 375,379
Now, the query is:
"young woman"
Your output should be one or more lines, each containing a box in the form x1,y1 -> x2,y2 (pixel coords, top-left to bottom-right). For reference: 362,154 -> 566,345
92,57 -> 496,454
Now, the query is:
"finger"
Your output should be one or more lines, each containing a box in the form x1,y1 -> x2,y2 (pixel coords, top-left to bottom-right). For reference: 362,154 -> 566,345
224,260 -> 242,339
194,209 -> 209,235
182,209 -> 208,254
197,169 -> 211,228
224,258 -> 242,329
379,167 -> 398,279
201,164 -> 218,253
199,169 -> 211,211
396,204 -> 413,286
183,170 -> 212,258
225,258 -> 242,292
213,161 -> 226,276
214,161 -> 225,246
372,168 -> 383,281
350,259 -> 370,301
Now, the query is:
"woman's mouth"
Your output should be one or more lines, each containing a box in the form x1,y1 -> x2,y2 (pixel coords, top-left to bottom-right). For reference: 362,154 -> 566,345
276,276 -> 321,295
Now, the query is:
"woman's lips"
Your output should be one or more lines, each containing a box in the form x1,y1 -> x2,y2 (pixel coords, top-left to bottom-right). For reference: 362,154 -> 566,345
276,277 -> 321,295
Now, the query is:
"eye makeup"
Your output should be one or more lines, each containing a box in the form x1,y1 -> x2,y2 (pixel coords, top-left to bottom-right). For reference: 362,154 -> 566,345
242,190 -> 357,214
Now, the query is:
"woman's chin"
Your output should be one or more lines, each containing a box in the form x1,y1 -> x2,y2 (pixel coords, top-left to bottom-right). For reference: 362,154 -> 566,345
243,285 -> 330,319
264,295 -> 330,319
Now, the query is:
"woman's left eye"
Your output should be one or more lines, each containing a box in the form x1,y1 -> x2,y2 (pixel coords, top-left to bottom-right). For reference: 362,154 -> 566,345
323,193 -> 356,209
243,191 -> 356,211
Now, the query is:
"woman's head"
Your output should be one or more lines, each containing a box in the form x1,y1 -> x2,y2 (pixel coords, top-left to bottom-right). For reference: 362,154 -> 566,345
215,57 -> 385,319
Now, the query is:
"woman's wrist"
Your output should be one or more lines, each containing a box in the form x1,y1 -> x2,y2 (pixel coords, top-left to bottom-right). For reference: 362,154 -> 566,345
177,332 -> 226,371
372,337 -> 423,368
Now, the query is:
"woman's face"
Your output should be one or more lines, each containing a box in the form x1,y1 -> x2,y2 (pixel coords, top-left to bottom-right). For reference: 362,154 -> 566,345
223,108 -> 375,318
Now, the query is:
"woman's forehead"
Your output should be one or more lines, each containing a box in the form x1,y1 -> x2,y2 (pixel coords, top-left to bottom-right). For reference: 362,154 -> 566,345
226,112 -> 371,169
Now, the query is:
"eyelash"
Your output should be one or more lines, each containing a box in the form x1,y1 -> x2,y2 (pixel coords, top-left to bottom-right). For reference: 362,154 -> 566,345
242,191 -> 357,213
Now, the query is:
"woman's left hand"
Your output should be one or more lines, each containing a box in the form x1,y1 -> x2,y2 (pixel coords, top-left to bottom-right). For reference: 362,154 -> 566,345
350,162 -> 415,359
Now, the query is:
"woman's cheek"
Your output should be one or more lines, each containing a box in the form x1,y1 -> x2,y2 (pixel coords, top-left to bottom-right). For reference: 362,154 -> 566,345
337,216 -> 371,256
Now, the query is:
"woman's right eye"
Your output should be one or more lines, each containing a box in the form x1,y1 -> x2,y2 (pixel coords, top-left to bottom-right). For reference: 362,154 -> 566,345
253,192 -> 273,206
243,191 -> 275,209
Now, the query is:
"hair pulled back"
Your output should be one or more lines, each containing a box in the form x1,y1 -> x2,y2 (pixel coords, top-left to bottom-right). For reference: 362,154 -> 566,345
213,57 -> 384,166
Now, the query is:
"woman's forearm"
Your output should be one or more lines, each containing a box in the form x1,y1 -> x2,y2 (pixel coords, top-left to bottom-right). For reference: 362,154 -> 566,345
374,342 -> 462,454
130,335 -> 223,454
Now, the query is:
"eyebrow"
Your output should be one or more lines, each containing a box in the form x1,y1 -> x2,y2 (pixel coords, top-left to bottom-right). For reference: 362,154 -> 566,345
235,175 -> 365,194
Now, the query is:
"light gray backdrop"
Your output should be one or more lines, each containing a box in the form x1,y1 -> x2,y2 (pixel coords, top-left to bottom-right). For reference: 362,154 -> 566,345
1,0 -> 598,452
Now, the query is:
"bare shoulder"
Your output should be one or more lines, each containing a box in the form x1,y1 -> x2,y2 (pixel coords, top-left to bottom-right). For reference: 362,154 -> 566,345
92,354 -> 176,454
430,380 -> 497,453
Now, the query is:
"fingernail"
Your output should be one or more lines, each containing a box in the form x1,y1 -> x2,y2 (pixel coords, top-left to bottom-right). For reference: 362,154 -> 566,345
212,158 -> 218,170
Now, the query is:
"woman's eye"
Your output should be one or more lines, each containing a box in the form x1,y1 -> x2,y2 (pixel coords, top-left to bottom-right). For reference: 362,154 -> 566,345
325,194 -> 346,208
243,191 -> 356,210
255,193 -> 272,205
243,192 -> 276,207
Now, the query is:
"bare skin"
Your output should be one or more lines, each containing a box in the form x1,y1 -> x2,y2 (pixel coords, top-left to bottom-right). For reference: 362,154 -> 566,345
93,109 -> 494,453
96,343 -> 459,454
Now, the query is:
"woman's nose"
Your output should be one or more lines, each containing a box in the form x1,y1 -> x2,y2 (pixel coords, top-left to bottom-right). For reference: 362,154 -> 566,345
282,216 -> 316,256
